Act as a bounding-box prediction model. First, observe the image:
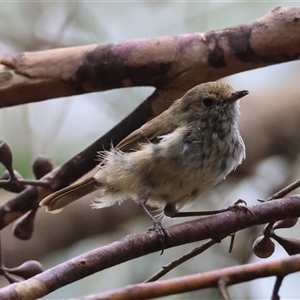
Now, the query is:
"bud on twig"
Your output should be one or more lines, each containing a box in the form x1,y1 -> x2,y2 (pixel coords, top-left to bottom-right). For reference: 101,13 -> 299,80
32,155 -> 53,179
4,260 -> 43,280
0,139 -> 14,179
252,236 -> 275,258
12,208 -> 37,240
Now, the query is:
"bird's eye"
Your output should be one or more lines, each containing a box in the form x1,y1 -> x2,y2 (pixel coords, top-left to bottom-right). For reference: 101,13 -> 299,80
202,98 -> 214,108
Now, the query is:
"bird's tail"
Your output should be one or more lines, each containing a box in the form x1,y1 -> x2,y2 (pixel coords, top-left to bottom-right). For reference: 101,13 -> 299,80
40,177 -> 100,213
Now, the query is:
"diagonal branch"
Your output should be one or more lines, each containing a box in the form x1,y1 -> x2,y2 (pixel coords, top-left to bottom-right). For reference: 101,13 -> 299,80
1,195 -> 300,299
145,239 -> 218,283
0,90 -> 157,229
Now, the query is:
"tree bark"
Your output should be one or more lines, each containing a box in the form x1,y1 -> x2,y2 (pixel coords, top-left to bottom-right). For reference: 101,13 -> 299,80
0,6 -> 299,108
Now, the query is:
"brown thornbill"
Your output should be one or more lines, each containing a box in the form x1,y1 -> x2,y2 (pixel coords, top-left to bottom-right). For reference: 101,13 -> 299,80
40,82 -> 248,245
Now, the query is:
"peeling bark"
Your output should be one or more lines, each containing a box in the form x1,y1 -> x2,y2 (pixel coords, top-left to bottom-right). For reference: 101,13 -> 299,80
0,7 -> 299,108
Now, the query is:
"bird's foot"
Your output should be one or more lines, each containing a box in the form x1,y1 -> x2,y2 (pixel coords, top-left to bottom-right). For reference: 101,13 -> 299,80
148,220 -> 170,255
227,199 -> 250,213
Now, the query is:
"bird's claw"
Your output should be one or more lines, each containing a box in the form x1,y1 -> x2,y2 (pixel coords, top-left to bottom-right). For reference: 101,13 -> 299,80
227,199 -> 250,213
148,221 -> 170,255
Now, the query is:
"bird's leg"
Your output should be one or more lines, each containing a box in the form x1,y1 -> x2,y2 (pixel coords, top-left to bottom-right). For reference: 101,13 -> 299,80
164,200 -> 249,218
164,202 -> 229,218
140,202 -> 169,254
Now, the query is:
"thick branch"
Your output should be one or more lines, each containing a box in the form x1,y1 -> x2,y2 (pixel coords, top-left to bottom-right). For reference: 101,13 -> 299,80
0,6 -> 299,108
1,195 -> 300,299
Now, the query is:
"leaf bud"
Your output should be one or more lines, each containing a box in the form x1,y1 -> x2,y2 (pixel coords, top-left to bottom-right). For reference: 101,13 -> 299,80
32,155 -> 53,179
252,236 -> 275,258
5,260 -> 43,279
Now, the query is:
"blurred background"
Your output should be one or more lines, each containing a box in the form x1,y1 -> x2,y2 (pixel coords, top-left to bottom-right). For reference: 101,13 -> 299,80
0,1 -> 300,299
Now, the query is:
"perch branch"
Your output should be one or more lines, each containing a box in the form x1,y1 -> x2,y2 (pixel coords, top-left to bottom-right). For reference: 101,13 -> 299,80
0,195 -> 300,299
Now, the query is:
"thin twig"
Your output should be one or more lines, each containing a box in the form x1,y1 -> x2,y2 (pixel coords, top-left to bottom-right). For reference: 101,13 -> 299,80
271,276 -> 284,300
145,239 -> 218,282
16,179 -> 50,188
228,233 -> 235,253
259,178 -> 300,202
0,179 -> 50,189
218,278 -> 231,300
270,178 -> 300,200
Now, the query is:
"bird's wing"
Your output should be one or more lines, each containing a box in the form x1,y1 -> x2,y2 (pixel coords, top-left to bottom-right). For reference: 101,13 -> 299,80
40,177 -> 100,212
116,113 -> 176,152
40,109 -> 176,212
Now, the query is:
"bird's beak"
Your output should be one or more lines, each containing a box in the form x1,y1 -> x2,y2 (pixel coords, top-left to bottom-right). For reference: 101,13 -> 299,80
227,90 -> 249,103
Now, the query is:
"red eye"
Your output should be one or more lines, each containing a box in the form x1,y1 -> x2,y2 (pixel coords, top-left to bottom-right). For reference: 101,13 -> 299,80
202,98 -> 214,108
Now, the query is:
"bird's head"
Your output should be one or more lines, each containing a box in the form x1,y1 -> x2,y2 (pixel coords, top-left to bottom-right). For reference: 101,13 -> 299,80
176,82 -> 249,125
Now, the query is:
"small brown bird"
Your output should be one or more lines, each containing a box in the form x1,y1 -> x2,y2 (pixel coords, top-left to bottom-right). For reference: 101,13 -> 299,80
40,82 -> 248,239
